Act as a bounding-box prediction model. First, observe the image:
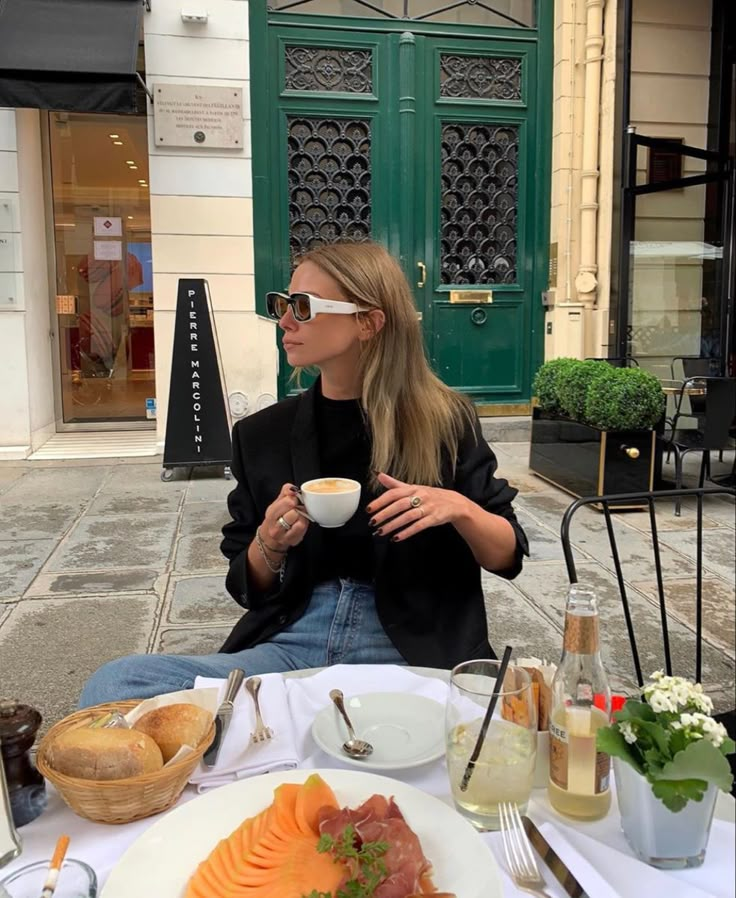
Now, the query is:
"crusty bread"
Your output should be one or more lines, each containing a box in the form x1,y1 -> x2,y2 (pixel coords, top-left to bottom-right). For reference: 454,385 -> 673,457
48,726 -> 163,781
132,703 -> 213,762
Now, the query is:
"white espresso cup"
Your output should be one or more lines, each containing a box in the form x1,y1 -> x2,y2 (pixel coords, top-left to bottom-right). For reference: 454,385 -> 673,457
300,477 -> 361,528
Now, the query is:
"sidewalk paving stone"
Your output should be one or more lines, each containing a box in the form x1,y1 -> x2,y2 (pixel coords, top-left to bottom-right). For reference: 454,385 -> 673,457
0,503 -> 82,540
631,577 -> 736,659
179,502 -> 231,536
24,569 -> 159,598
657,527 -> 736,582
174,534 -> 229,573
1,466 -> 108,502
0,539 -> 57,597
45,512 -> 179,571
166,576 -> 244,624
155,625 -> 233,655
0,594 -> 159,734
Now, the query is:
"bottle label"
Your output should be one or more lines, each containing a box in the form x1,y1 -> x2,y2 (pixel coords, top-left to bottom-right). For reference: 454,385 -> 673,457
549,720 -> 568,789
563,612 -> 599,653
595,750 -> 610,793
549,719 -> 610,794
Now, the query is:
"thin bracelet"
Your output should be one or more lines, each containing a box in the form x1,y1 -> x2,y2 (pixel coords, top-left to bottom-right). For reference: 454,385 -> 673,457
254,529 -> 286,578
256,527 -> 288,554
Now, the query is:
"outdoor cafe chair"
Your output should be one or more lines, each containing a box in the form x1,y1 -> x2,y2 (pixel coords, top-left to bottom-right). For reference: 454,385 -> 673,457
662,377 -> 736,513
560,486 -> 736,788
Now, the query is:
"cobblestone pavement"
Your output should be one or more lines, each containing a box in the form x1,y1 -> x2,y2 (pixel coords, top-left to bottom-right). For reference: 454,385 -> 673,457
0,444 -> 733,733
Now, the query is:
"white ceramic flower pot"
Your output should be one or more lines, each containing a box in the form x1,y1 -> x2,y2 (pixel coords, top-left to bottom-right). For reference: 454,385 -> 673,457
613,757 -> 718,869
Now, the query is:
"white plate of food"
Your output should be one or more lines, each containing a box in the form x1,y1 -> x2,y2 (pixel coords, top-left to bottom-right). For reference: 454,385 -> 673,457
100,768 -> 501,898
311,692 -> 446,770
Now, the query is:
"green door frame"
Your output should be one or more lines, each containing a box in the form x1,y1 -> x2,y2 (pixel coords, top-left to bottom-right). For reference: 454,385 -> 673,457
248,0 -> 552,407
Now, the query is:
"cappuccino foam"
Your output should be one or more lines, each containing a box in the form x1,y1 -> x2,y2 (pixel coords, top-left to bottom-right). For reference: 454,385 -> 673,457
303,478 -> 356,494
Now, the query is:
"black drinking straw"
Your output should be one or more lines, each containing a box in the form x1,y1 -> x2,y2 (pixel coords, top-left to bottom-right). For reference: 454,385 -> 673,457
459,644 -> 513,792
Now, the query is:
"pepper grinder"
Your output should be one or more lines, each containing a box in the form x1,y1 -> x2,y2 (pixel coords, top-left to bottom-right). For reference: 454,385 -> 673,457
0,699 -> 47,829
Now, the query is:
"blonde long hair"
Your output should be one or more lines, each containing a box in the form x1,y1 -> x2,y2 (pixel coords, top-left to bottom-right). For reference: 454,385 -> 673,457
300,242 -> 475,486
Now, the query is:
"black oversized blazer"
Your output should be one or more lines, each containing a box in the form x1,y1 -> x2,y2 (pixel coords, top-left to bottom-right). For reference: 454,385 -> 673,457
219,382 -> 529,669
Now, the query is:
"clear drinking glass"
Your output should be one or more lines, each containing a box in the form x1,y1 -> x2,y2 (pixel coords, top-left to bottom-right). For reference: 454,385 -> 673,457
446,660 -> 537,830
0,859 -> 97,898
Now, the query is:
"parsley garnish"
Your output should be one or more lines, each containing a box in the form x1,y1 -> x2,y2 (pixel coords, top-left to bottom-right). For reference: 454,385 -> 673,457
303,824 -> 390,898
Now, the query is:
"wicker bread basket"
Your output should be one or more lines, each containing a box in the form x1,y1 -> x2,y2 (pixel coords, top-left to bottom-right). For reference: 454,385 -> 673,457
36,700 -> 215,824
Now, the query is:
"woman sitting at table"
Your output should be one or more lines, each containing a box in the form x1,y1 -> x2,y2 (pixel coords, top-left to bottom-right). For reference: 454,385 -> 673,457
79,241 -> 528,706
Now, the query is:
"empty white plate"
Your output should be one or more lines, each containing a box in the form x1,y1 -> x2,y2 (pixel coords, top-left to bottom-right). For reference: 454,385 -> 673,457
311,691 -> 445,770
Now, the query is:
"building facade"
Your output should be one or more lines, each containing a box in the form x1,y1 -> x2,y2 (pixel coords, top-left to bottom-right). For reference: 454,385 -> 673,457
0,0 -> 732,458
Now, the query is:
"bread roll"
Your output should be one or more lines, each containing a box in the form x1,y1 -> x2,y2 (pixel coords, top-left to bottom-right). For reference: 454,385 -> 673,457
49,726 -> 163,780
132,703 -> 213,762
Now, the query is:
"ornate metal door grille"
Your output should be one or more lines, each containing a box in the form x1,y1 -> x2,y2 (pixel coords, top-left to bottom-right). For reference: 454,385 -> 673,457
287,117 -> 372,261
440,122 -> 518,284
284,46 -> 373,92
439,54 -> 521,100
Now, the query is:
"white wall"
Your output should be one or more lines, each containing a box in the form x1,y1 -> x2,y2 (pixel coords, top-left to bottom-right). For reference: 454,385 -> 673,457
17,110 -> 55,449
144,0 -> 276,446
0,109 -> 54,458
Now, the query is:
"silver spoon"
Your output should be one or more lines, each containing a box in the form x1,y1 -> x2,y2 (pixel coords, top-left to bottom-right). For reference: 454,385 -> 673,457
329,689 -> 373,759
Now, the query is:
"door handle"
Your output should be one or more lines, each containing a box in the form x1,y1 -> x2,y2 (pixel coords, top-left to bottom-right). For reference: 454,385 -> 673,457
416,261 -> 426,288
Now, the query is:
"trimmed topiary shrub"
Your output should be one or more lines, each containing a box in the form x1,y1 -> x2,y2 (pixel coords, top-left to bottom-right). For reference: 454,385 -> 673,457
532,357 -> 578,414
556,359 -> 613,422
585,367 -> 665,431
533,358 -> 666,430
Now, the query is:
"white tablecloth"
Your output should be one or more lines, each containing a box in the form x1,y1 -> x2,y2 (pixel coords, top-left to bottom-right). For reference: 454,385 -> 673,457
4,666 -> 735,898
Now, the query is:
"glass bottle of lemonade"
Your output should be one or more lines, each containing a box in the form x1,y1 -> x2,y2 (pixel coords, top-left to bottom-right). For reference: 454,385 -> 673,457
548,585 -> 612,819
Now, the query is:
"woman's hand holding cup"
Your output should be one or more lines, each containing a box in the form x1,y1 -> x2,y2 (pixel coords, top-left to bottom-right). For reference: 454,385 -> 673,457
261,484 -> 310,551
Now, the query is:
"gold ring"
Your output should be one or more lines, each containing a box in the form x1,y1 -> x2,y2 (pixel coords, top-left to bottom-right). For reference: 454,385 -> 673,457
277,515 -> 292,531
410,495 -> 422,508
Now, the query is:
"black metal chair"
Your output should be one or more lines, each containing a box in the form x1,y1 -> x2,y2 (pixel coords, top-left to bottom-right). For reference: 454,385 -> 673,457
663,377 -> 736,513
560,486 -> 736,788
584,356 -> 640,368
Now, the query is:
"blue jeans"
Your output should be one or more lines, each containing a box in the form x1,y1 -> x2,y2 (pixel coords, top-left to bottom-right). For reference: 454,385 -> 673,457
79,579 -> 405,707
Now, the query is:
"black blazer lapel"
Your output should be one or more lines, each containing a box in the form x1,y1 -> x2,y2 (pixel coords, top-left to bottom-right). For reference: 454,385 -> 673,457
290,382 -> 324,574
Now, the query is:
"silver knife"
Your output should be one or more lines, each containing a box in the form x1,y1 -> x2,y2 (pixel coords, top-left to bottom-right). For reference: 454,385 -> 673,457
522,815 -> 589,898
203,668 -> 245,768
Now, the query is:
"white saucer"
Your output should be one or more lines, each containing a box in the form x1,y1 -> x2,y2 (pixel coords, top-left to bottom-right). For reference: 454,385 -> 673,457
311,692 -> 445,770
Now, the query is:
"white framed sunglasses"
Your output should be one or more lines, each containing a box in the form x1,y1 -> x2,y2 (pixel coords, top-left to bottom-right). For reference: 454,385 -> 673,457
265,291 -> 362,322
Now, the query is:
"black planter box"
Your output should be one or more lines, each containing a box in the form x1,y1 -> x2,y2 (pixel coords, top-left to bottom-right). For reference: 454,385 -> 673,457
529,409 -> 655,506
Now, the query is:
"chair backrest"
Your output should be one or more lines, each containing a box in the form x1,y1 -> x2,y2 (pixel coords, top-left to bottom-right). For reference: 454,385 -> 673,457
560,486 -> 736,689
671,356 -> 722,380
584,356 -> 640,368
700,377 -> 736,447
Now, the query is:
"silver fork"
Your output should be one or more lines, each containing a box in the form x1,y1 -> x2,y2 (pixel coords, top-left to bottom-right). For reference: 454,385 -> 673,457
245,676 -> 274,744
499,802 -> 551,898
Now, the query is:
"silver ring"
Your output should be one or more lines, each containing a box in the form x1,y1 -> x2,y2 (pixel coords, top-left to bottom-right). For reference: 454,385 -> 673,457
277,515 -> 292,532
410,495 -> 422,508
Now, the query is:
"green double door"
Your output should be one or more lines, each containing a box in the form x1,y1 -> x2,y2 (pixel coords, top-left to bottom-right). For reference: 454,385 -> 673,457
252,16 -> 550,409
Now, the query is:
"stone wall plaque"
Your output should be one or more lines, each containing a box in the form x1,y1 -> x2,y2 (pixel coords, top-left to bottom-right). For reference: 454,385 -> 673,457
153,84 -> 243,149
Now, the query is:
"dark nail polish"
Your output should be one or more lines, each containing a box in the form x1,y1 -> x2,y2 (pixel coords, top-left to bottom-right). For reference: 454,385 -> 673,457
369,517 -> 376,527
373,528 -> 383,537
390,535 -> 399,543
289,486 -> 300,492
365,506 -> 373,514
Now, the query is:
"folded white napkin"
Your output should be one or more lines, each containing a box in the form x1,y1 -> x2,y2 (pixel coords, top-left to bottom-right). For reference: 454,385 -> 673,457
539,821 -> 723,898
189,673 -> 299,792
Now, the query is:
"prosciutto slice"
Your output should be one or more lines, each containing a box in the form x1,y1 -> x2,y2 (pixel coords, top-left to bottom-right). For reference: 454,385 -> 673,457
318,795 -> 438,897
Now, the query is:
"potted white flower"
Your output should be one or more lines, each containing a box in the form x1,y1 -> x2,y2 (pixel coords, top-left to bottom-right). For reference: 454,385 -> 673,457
597,671 -> 734,869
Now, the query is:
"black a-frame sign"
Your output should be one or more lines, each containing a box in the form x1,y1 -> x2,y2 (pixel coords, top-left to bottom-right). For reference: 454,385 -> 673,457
162,279 -> 231,478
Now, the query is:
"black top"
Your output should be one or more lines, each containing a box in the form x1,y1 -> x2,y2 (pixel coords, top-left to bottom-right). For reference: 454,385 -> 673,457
220,380 -> 530,669
313,389 -> 374,584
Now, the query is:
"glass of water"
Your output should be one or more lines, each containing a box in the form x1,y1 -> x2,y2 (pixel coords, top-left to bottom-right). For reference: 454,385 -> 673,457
446,659 -> 537,831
